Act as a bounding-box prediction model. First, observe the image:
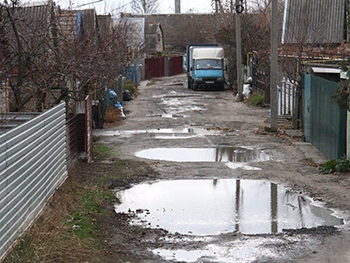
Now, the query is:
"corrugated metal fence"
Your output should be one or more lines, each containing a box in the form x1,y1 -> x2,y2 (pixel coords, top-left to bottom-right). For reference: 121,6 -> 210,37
302,73 -> 346,159
0,103 -> 68,261
283,0 -> 345,44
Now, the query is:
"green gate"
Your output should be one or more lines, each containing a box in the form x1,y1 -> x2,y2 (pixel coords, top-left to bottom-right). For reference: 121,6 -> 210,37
302,73 -> 346,159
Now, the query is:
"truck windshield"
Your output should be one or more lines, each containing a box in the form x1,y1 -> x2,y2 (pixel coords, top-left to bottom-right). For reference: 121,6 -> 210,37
195,59 -> 222,70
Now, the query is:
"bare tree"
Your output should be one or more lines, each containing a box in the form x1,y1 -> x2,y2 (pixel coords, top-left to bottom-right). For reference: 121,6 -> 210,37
0,0 -> 56,112
131,0 -> 159,14
49,10 -> 130,115
248,0 -> 285,13
0,1 -> 131,114
215,11 -> 271,91
169,15 -> 217,52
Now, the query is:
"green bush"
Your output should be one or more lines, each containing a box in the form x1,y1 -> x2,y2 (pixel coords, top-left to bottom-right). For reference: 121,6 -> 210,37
248,91 -> 265,106
123,80 -> 138,97
319,157 -> 350,174
94,145 -> 111,159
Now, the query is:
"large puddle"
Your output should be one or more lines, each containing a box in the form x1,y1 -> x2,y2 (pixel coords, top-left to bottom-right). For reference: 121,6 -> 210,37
93,127 -> 232,138
135,147 -> 271,163
114,179 -> 343,236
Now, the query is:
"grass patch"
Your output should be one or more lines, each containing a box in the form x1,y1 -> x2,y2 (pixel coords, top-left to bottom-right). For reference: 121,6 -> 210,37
94,145 -> 112,158
2,176 -> 105,263
3,154 -> 156,263
247,91 -> 265,106
66,190 -> 115,239
319,157 -> 350,174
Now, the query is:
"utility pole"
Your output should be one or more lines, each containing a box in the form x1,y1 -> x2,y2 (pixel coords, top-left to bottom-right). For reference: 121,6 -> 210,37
175,0 -> 180,13
270,0 -> 278,130
235,0 -> 243,101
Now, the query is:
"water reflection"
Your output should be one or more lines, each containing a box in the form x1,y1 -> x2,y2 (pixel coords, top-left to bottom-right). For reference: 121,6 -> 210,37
135,147 -> 271,163
114,179 -> 343,235
93,127 -> 224,138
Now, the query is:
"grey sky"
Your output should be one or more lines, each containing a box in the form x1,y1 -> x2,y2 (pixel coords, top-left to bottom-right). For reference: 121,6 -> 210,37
54,0 -> 214,15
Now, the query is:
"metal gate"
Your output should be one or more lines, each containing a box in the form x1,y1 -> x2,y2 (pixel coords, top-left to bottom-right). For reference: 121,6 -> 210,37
302,73 -> 346,159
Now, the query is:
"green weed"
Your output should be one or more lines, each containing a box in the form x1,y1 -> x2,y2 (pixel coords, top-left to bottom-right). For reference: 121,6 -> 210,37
248,91 -> 265,106
319,157 -> 350,174
124,80 -> 138,97
67,190 -> 114,239
94,145 -> 111,158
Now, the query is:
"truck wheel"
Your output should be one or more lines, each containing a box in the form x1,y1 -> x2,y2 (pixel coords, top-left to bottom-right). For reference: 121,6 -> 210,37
193,83 -> 198,91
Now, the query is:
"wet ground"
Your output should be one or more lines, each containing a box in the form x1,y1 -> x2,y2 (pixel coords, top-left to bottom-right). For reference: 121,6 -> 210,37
95,74 -> 350,263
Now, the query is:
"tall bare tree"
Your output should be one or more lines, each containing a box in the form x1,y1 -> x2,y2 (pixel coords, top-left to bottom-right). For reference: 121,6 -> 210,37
0,0 -> 56,112
131,0 -> 159,14
0,1 -> 131,114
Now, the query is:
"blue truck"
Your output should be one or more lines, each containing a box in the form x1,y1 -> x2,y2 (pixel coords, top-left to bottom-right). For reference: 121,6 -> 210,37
185,44 -> 226,91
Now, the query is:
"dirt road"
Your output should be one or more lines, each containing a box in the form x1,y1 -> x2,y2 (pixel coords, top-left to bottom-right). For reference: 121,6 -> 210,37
95,74 -> 350,262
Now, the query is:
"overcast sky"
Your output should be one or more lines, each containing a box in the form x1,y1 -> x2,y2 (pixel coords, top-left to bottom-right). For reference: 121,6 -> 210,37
158,0 -> 213,13
54,0 -> 214,15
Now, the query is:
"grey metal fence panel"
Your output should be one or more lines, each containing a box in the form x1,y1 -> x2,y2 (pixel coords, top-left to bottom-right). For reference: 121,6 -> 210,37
302,73 -> 346,159
0,103 -> 67,261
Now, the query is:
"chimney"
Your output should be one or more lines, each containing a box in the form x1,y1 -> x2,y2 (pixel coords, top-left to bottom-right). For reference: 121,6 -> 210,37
175,0 -> 180,13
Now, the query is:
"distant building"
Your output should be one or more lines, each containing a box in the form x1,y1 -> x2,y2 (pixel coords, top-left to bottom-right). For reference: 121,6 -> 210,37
145,22 -> 164,55
121,13 -> 217,52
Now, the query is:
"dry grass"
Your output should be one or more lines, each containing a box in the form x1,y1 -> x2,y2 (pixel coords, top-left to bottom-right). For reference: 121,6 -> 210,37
104,105 -> 121,126
3,166 -> 103,263
3,157 -> 157,263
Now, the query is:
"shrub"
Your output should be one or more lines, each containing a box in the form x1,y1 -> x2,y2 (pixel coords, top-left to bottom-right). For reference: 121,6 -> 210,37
123,80 -> 138,97
319,157 -> 350,174
248,91 -> 265,106
104,105 -> 120,124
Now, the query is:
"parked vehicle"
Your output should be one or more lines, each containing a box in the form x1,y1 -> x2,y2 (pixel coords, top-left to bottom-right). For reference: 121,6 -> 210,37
185,44 -> 226,91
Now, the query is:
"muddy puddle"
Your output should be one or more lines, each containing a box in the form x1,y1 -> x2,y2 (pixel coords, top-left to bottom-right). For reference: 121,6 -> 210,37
93,127 -> 235,138
114,179 -> 343,236
135,146 -> 271,164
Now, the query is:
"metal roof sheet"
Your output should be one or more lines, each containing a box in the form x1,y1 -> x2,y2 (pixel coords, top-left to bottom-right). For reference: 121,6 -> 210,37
311,67 -> 340,74
282,0 -> 346,44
